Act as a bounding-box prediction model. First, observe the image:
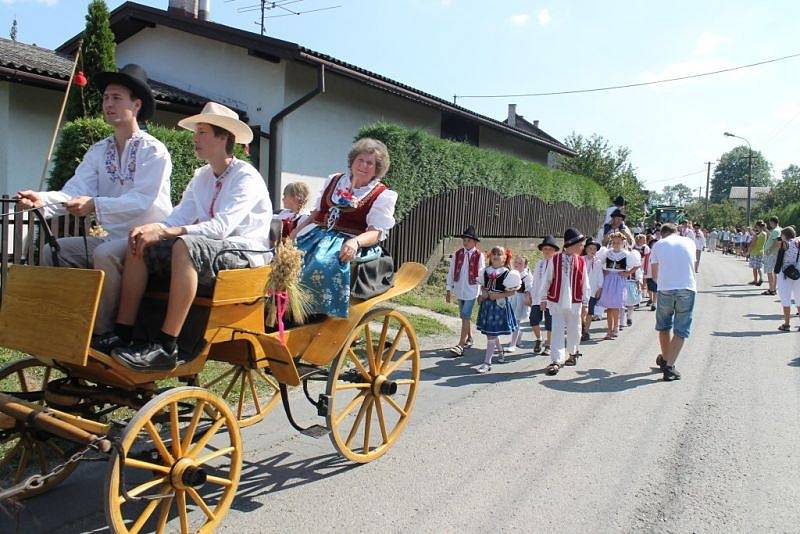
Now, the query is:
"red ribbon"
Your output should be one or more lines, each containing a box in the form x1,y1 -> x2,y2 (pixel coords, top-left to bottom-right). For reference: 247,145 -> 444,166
270,290 -> 289,345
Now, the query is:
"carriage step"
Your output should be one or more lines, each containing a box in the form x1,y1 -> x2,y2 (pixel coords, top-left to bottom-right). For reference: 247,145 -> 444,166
300,424 -> 330,439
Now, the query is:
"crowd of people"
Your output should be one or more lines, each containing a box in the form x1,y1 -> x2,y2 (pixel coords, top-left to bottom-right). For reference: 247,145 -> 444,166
446,196 -> 698,381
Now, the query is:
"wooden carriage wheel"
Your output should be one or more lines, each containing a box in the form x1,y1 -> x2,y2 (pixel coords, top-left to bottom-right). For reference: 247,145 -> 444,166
325,308 -> 421,463
197,362 -> 281,428
0,357 -> 76,499
104,387 -> 242,534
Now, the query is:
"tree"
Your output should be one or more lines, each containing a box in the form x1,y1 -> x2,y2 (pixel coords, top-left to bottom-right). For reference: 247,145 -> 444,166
65,0 -> 116,120
557,133 -> 648,221
758,164 -> 800,213
684,200 -> 745,229
651,183 -> 695,207
710,145 -> 772,203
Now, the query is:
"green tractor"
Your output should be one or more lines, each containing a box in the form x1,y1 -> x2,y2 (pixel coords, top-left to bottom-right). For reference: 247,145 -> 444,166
648,205 -> 686,226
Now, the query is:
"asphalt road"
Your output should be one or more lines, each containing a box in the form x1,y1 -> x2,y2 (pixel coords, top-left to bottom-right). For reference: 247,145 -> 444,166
4,251 -> 800,533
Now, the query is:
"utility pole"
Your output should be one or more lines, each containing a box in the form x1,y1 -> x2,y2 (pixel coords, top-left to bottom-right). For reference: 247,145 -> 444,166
704,161 -> 713,215
260,0 -> 266,35
746,148 -> 753,227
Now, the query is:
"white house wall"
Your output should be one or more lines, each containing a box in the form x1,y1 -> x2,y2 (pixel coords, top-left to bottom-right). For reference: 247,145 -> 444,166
279,62 -> 441,204
479,124 -> 551,166
1,83 -> 62,195
116,25 -> 286,132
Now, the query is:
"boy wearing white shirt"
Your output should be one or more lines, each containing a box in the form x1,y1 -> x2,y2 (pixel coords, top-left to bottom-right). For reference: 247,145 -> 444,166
529,235 -> 559,355
111,102 -> 272,371
17,64 -> 172,341
446,225 -> 485,356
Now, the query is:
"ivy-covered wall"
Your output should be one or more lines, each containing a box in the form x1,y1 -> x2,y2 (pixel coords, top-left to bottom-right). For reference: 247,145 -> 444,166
357,122 -> 609,222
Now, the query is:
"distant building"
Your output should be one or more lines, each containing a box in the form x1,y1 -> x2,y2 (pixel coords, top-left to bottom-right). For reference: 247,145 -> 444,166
728,186 -> 771,209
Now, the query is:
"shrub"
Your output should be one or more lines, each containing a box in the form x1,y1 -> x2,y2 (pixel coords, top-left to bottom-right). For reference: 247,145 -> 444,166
356,122 -> 608,222
49,118 -> 248,205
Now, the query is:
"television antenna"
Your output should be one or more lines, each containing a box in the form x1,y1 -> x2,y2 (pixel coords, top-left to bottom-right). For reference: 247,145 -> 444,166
225,0 -> 342,35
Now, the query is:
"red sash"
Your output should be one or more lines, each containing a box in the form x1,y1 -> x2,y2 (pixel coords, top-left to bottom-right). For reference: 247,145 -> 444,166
546,253 -> 586,304
453,247 -> 480,285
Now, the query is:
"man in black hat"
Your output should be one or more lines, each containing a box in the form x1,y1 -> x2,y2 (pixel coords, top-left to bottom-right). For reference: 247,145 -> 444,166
602,209 -> 634,246
17,64 -> 173,347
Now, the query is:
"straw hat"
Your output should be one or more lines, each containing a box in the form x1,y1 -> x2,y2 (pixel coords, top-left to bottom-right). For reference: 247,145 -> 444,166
178,102 -> 253,144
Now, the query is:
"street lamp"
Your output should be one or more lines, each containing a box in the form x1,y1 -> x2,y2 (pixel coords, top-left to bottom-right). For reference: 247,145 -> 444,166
723,131 -> 753,226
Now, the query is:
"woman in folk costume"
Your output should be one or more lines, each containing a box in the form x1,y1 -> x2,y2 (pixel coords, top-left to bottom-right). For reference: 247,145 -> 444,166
446,225 -> 485,356
292,138 -> 397,318
474,246 -> 521,374
537,228 -> 590,376
598,232 -> 636,339
505,255 -> 533,352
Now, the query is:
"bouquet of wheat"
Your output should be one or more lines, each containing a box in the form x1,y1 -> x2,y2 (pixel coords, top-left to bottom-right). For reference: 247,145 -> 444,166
265,239 -> 311,341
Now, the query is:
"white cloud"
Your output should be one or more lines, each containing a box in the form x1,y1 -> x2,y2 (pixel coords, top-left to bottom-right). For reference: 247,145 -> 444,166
538,8 -> 551,26
694,32 -> 731,56
441,0 -> 453,7
509,13 -> 530,27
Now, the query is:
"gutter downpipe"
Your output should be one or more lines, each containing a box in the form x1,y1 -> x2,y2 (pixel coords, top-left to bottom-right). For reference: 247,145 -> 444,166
268,64 -> 325,207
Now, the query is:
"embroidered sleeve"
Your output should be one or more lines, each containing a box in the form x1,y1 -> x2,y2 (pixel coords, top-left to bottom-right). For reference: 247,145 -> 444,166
366,189 -> 398,240
95,142 -> 172,226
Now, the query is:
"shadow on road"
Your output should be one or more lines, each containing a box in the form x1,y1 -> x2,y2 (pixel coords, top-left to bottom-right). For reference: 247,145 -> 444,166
539,368 -> 662,393
789,357 -> 800,367
742,313 -> 784,321
711,330 -> 785,337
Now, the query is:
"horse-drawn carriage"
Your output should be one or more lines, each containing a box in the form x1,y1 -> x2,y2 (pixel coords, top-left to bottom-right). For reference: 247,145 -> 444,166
0,222 -> 426,532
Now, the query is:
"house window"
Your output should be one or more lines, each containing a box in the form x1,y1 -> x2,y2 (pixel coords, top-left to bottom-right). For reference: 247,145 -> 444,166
441,112 -> 479,146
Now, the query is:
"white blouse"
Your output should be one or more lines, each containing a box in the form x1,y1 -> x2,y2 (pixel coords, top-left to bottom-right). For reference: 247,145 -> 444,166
311,173 -> 398,239
163,158 -> 273,266
479,266 -> 522,291
39,131 -> 173,241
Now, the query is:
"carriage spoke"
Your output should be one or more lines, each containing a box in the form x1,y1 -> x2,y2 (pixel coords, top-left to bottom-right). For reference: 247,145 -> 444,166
394,379 -> 416,386
155,493 -> 174,533
380,327 -> 406,370
383,350 -> 415,377
124,458 -> 171,474
128,488 -> 166,534
335,382 -> 371,391
177,490 -> 189,534
186,418 -> 225,459
333,391 -> 366,427
14,442 -> 31,483
121,476 -> 166,502
187,486 -> 216,520
46,439 -> 66,457
376,315 -> 391,362
347,349 -> 371,381
42,367 -> 52,387
364,325 -> 376,375
144,420 -> 175,465
181,400 -> 206,453
169,402 -> 182,458
203,366 -> 237,390
246,371 -> 262,414
345,396 -> 372,448
220,368 -> 242,401
383,395 -> 407,418
195,446 -> 235,466
363,399 -> 373,453
374,397 -> 389,444
236,371 -> 247,420
206,474 -> 233,487
17,370 -> 29,392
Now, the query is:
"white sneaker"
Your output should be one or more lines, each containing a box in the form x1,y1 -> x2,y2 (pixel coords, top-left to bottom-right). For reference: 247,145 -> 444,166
475,363 -> 491,374
505,345 -> 516,353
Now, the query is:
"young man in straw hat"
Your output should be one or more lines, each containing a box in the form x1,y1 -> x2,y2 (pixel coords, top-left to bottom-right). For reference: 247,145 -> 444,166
16,64 -> 173,345
110,102 -> 273,371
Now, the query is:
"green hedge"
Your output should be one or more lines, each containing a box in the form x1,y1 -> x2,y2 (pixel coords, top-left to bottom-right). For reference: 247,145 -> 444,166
774,202 -> 800,230
49,118 -> 248,205
356,122 -> 608,221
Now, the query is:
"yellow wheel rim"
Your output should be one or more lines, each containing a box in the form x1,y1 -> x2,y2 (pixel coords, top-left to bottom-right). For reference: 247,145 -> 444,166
104,387 -> 242,534
326,308 -> 421,463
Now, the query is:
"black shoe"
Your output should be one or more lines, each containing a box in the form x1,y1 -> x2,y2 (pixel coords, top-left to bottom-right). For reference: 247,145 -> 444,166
111,342 -> 179,372
663,366 -> 682,382
91,333 -> 131,354
626,318 -> 633,327
650,304 -> 656,311
580,332 -> 590,342
533,339 -> 542,354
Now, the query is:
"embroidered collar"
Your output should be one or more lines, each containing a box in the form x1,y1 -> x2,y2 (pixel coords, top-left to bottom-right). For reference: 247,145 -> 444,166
325,172 -> 382,230
104,131 -> 144,186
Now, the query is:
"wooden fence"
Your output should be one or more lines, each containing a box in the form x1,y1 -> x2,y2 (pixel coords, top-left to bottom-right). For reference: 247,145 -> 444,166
385,186 -> 603,267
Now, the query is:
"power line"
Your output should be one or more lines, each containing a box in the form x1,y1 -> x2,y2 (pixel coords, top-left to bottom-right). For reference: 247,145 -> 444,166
646,169 -> 707,186
454,51 -> 800,100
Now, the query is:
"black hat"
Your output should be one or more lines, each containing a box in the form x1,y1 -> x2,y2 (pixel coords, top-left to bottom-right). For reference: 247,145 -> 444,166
459,225 -> 480,242
563,228 -> 585,248
583,237 -> 600,251
95,64 -> 156,121
614,195 -> 626,206
537,235 -> 560,251
610,209 -> 626,220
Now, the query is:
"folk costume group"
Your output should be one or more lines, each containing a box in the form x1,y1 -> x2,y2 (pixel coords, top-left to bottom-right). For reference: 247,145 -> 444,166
445,195 -> 657,377
17,64 -> 397,372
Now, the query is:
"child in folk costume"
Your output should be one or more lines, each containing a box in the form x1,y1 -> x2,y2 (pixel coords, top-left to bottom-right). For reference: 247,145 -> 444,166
275,181 -> 310,239
475,246 -> 521,374
446,226 -> 485,356
643,237 -> 658,311
529,236 -> 559,355
505,255 -> 533,353
582,238 -> 604,341
598,232 -> 635,339
537,228 -> 590,375
622,240 -> 643,328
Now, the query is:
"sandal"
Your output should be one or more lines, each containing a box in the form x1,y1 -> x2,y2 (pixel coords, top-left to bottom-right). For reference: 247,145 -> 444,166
564,354 -> 577,366
545,363 -> 561,375
762,290 -> 776,296
449,345 -> 464,356
464,337 -> 474,348
778,324 -> 791,332
603,334 -> 614,341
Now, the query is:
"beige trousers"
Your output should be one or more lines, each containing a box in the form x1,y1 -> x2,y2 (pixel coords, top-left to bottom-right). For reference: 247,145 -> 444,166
42,237 -> 127,334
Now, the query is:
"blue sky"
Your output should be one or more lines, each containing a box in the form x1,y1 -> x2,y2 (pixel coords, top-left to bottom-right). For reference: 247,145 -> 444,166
3,0 -> 799,194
